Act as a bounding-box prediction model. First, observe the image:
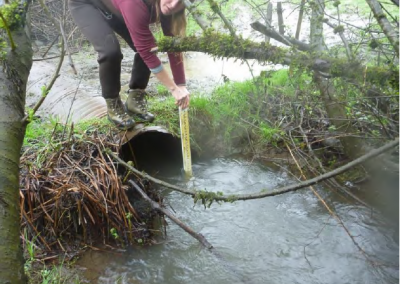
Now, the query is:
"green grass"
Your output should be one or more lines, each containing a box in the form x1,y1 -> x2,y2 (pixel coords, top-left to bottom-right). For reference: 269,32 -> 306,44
23,116 -> 62,147
148,95 -> 181,136
157,70 -> 299,146
24,117 -> 112,148
23,231 -> 82,284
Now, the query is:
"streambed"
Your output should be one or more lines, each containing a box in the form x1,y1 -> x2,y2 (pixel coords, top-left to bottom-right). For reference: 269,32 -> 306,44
77,158 -> 399,284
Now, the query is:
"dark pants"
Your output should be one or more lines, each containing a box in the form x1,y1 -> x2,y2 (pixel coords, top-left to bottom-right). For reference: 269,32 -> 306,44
69,0 -> 151,98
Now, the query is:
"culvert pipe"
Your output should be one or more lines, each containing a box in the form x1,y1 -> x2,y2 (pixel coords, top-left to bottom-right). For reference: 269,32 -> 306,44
119,125 -> 190,176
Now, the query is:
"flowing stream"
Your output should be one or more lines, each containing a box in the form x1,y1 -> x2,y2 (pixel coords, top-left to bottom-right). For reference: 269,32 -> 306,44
77,158 -> 399,284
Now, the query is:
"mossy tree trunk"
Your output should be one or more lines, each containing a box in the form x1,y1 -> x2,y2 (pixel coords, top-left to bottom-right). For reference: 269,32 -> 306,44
0,8 -> 32,284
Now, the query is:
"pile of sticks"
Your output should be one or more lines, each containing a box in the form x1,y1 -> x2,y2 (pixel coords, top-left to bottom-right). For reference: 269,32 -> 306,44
19,125 -> 160,258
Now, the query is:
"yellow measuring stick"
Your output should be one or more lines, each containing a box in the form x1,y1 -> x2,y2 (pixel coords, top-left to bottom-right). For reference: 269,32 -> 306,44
179,107 -> 192,177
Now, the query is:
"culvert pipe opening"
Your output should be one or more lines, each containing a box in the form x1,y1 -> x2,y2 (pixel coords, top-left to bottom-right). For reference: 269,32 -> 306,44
119,126 -> 193,176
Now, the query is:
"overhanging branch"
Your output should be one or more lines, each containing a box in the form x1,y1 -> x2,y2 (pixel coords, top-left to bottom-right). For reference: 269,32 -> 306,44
156,33 -> 398,86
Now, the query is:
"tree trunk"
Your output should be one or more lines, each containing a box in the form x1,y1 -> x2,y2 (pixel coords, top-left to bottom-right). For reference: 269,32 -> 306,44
0,17 -> 32,284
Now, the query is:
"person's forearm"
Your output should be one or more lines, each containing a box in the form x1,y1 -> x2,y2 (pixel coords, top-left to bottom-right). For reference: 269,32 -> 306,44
154,68 -> 178,91
153,67 -> 190,108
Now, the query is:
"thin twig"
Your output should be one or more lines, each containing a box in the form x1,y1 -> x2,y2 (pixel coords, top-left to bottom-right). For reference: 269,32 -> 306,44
324,20 -> 353,60
21,37 -> 65,124
180,0 -> 211,30
42,35 -> 59,58
59,18 -> 77,75
207,0 -> 236,37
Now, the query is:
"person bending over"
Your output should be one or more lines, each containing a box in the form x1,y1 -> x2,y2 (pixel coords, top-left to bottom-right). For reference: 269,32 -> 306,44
69,0 -> 190,130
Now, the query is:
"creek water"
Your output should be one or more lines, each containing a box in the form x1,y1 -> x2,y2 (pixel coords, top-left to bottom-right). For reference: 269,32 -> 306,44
77,158 -> 399,284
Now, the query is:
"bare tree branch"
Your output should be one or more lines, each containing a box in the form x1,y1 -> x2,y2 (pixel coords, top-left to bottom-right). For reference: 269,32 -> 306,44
108,139 -> 399,203
365,0 -> 399,56
323,20 -> 353,60
180,0 -> 211,30
251,21 -> 309,50
295,0 -> 306,40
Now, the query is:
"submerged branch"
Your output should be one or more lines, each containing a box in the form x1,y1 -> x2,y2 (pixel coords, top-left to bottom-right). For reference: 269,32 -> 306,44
128,179 -> 213,249
108,138 -> 399,203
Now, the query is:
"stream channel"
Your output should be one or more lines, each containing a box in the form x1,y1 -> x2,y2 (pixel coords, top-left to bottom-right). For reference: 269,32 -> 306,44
77,158 -> 399,284
27,48 -> 398,283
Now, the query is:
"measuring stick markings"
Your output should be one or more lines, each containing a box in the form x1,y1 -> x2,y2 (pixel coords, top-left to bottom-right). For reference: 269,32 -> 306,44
179,107 -> 192,177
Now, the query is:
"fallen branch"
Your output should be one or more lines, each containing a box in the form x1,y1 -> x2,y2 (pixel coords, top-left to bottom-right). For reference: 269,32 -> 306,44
156,33 -> 398,86
128,179 -> 213,249
107,138 -> 399,203
128,179 -> 250,283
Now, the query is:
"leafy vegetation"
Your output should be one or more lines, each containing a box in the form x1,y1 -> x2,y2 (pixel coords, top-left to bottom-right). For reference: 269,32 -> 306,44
23,230 -> 82,284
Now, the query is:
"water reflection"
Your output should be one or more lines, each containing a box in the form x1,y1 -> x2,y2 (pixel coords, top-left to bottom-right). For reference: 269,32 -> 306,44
78,159 -> 399,284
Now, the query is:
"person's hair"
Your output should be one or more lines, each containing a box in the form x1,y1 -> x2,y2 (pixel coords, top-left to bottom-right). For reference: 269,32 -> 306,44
150,0 -> 187,36
171,9 -> 187,36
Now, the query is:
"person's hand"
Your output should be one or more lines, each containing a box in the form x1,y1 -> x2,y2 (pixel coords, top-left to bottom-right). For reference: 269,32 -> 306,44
171,86 -> 190,109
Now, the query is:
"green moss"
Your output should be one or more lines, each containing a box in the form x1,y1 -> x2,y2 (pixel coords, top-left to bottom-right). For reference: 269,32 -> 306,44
193,189 -> 224,208
156,31 -> 287,63
0,1 -> 23,29
365,65 -> 399,88
333,25 -> 344,34
0,0 -> 26,54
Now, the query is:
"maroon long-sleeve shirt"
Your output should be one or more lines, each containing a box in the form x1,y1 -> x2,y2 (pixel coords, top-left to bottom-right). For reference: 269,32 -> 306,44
111,0 -> 186,85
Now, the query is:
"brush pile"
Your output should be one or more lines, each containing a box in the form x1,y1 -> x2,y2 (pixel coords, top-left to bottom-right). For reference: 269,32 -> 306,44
20,124 -> 161,259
